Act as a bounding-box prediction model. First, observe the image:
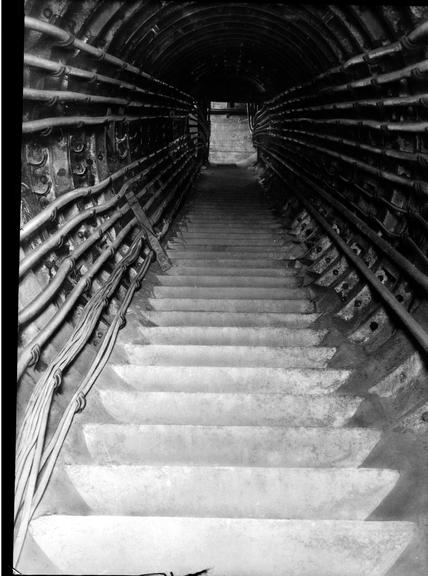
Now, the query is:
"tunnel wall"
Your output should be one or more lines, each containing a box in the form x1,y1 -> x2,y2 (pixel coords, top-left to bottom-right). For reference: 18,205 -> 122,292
15,1 -> 428,562
252,19 -> 428,358
16,5 -> 211,557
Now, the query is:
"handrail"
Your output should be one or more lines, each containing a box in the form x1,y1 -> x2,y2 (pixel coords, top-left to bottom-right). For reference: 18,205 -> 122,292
24,16 -> 194,105
260,146 -> 428,353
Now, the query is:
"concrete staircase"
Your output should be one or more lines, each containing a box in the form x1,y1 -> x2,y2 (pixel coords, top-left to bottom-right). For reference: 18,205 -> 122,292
29,169 -> 415,575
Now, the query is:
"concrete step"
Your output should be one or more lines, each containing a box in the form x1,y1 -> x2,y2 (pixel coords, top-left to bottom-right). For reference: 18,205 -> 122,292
174,231 -> 284,238
182,219 -> 279,226
98,390 -> 360,426
178,224 -> 283,232
82,424 -> 380,467
151,286 -> 309,300
189,203 -> 266,207
167,251 -> 291,260
136,326 -> 326,346
181,223 -> 281,230
124,343 -> 334,368
137,310 -> 318,327
172,235 -> 284,243
179,226 -> 283,233
184,215 -> 275,221
168,239 -> 287,248
65,465 -> 398,519
183,216 -> 280,222
110,365 -> 350,394
185,210 -> 273,217
164,265 -> 297,276
167,258 -> 295,267
152,274 -> 300,287
144,298 -> 314,313
29,515 -> 416,576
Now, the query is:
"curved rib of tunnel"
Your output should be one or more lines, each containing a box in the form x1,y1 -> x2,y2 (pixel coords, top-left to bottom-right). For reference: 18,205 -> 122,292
16,2 -> 428,575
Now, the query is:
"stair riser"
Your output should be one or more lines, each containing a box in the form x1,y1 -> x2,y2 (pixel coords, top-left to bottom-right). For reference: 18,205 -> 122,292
124,344 -> 334,368
175,231 -> 283,237
30,516 -> 415,576
152,275 -> 300,287
136,326 -> 326,346
168,240 -> 287,248
110,365 -> 350,394
179,226 -> 283,233
137,311 -> 318,327
98,390 -> 360,427
184,211 -> 273,217
65,465 -> 398,520
164,266 -> 297,276
168,258 -> 295,266
82,425 -> 381,467
183,217 -> 275,223
171,238 -> 284,245
151,286 -> 309,300
144,299 -> 314,313
167,251 -> 291,259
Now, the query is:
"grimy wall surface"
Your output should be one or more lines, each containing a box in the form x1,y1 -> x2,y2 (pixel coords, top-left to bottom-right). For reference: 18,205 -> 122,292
209,113 -> 255,164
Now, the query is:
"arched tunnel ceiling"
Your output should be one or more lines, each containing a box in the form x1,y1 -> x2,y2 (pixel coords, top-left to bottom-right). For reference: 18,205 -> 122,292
24,1 -> 428,101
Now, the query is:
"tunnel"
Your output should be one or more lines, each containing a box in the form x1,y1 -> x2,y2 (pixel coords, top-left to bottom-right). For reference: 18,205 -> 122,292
14,2 -> 428,575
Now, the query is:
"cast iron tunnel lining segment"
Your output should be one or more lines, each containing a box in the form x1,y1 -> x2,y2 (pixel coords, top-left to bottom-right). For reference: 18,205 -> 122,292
15,2 -> 428,575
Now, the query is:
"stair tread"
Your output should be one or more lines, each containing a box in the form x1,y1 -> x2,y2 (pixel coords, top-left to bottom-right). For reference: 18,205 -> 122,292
81,423 -> 381,467
29,516 -> 415,576
164,266 -> 298,276
135,325 -> 326,346
64,464 -> 399,520
98,389 -> 360,426
152,274 -> 300,286
144,298 -> 313,312
151,286 -> 309,299
136,310 -> 319,327
124,343 -> 335,368
110,365 -> 350,393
